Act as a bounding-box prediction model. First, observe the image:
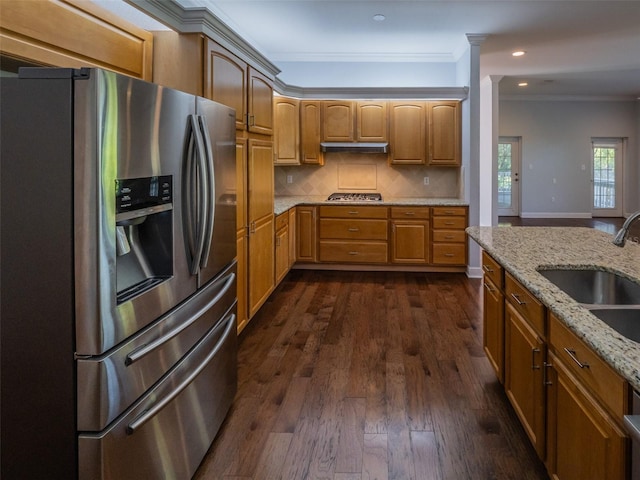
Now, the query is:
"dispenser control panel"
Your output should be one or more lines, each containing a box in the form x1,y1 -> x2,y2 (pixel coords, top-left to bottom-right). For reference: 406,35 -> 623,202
116,176 -> 172,213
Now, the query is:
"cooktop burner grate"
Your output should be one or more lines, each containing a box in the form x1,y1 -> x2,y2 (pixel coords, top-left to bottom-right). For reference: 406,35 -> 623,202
327,192 -> 383,202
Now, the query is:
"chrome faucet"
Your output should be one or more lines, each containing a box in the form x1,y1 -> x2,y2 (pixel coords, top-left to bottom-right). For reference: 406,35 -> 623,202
613,211 -> 640,246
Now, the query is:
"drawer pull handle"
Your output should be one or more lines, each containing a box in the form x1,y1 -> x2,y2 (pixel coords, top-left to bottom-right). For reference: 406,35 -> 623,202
544,362 -> 553,386
348,251 -> 359,255
482,265 -> 494,273
348,211 -> 359,215
444,210 -> 454,214
532,348 -> 541,370
564,348 -> 589,369
444,236 -> 454,240
484,282 -> 495,293
510,293 -> 526,306
444,221 -> 455,225
404,211 -> 416,216
348,228 -> 359,232
445,253 -> 455,257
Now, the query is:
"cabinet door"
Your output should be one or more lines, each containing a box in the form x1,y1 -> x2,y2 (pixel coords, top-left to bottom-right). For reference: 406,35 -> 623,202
322,101 -> 354,142
236,229 -> 248,334
505,302 -> 546,459
296,206 -> 317,262
357,101 -> 388,142
236,138 -> 248,231
483,277 -> 505,383
390,221 -> 429,264
273,97 -> 300,165
546,352 -> 627,480
428,101 -> 460,166
249,214 -> 274,318
300,101 -> 323,165
389,102 -> 426,164
248,140 -> 274,223
275,223 -> 289,285
248,67 -> 273,135
204,38 -> 247,131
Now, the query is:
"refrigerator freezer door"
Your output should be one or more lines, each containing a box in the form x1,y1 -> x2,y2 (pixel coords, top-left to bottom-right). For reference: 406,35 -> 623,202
78,306 -> 237,480
77,262 -> 237,431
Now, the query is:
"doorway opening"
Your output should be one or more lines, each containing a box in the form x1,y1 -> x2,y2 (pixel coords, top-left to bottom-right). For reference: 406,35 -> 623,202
497,137 -> 521,217
591,138 -> 623,218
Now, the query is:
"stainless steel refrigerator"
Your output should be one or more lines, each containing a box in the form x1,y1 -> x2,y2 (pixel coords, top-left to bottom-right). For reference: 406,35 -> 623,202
1,68 -> 238,479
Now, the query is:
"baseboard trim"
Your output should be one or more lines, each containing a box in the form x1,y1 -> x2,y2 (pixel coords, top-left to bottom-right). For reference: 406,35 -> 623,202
519,212 -> 592,219
466,266 -> 483,279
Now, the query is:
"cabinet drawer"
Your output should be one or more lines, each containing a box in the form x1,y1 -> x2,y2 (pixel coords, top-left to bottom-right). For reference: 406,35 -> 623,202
482,251 -> 504,289
432,244 -> 466,265
432,230 -> 466,243
432,216 -> 467,230
319,205 -> 388,219
505,273 -> 545,337
390,206 -> 430,219
549,313 -> 628,419
319,219 -> 388,240
275,211 -> 289,231
432,206 -> 466,217
319,240 -> 387,263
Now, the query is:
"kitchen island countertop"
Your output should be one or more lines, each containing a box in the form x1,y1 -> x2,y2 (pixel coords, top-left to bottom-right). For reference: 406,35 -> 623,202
274,195 -> 468,215
467,225 -> 640,393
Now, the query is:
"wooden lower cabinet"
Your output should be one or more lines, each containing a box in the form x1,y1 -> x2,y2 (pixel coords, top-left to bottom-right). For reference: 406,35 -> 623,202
248,214 -> 274,318
483,275 -> 505,382
431,206 -> 467,265
505,301 -> 546,459
274,211 -> 289,284
390,206 -> 429,264
546,351 -> 627,480
236,229 -> 248,334
296,206 -> 317,262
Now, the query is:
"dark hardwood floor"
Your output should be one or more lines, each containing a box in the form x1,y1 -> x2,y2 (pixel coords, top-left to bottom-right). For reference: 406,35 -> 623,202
195,269 -> 549,480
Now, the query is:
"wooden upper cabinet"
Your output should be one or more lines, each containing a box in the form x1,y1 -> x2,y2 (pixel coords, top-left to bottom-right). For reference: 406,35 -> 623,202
300,101 -> 324,165
389,102 -> 426,165
428,101 -> 461,166
356,101 -> 388,142
0,0 -> 153,80
204,38 -> 248,130
248,67 -> 274,135
273,97 -> 300,165
322,101 -> 355,142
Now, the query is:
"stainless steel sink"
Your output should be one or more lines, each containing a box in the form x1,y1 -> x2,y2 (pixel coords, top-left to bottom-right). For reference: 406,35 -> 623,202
537,268 -> 640,305
591,309 -> 640,343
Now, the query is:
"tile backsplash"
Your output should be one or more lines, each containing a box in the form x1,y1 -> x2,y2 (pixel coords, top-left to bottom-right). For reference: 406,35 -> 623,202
274,152 -> 460,198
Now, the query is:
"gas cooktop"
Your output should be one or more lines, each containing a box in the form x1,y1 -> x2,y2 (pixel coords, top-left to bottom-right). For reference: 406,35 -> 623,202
327,192 -> 383,202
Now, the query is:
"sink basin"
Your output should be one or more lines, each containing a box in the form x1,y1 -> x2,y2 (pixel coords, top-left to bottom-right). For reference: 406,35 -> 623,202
591,309 -> 640,343
537,268 -> 640,305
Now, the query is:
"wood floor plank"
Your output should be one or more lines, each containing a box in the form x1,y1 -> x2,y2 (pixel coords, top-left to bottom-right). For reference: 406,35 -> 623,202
195,270 -> 550,480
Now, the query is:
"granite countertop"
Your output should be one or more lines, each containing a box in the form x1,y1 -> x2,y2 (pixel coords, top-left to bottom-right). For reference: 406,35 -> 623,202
274,195 -> 468,215
467,226 -> 640,392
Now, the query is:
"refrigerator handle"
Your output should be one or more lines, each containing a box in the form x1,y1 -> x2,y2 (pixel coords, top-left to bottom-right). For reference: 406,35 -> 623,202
124,272 -> 236,366
190,115 -> 209,275
126,312 -> 236,435
182,118 -> 198,264
197,115 -> 216,269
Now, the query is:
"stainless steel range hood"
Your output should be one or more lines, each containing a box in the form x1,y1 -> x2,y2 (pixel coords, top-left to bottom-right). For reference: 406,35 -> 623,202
320,142 -> 388,153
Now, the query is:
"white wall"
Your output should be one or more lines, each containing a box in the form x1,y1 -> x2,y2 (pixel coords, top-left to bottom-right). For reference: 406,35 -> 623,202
499,99 -> 639,217
275,61 -> 457,88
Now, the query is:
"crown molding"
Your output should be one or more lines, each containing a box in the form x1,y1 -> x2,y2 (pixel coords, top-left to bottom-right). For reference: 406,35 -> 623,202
274,79 -> 468,100
126,0 -> 281,77
500,94 -> 637,102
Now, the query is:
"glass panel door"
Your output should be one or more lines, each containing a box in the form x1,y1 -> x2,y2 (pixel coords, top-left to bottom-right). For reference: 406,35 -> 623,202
592,139 -> 622,217
498,137 -> 520,216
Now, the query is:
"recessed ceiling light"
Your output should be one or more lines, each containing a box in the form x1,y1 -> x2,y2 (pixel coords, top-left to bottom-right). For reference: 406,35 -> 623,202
518,82 -> 529,87
512,51 -> 526,57
373,14 -> 386,22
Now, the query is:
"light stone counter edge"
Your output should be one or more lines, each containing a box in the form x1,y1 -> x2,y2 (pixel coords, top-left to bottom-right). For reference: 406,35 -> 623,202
274,196 -> 467,215
467,225 -> 640,394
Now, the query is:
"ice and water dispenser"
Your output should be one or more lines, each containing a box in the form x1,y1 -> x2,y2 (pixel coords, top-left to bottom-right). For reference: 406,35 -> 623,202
115,176 -> 173,304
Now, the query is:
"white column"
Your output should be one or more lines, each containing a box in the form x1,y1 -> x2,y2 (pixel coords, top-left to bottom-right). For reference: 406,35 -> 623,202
480,75 -> 503,226
465,34 -> 487,278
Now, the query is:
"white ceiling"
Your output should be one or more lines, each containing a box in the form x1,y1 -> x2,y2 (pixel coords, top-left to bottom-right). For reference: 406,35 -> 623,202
102,0 -> 640,99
